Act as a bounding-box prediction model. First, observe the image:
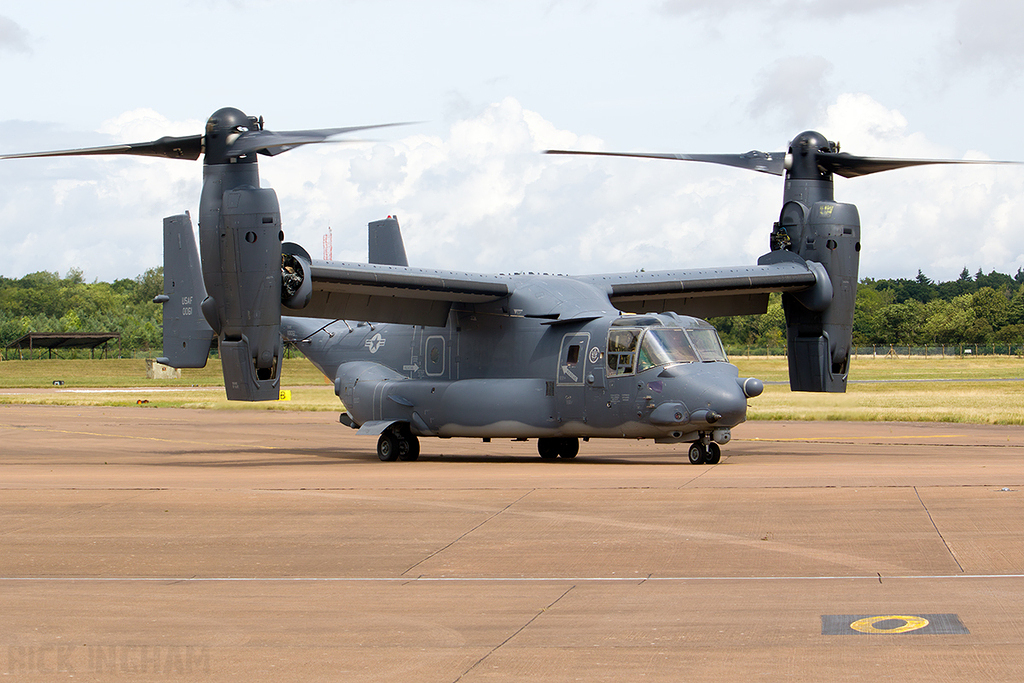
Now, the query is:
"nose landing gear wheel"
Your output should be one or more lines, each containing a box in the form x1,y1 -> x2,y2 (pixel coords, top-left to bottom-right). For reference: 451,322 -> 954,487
688,442 -> 721,465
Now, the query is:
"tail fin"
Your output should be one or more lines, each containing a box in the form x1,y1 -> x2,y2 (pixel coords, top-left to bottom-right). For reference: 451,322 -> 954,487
368,215 -> 409,266
155,213 -> 215,368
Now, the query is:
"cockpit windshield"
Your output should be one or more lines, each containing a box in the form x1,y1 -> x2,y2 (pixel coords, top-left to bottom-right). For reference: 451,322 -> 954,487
608,325 -> 728,376
637,329 -> 699,372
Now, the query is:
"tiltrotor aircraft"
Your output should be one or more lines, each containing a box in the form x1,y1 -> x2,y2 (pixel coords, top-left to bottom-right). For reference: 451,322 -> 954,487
2,107 -> 1006,463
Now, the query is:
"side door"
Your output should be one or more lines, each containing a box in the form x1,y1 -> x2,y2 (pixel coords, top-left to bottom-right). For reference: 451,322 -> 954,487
554,332 -> 590,425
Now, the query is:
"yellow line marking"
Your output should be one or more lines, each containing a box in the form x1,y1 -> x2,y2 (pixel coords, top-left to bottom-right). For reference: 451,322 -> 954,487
745,434 -> 966,442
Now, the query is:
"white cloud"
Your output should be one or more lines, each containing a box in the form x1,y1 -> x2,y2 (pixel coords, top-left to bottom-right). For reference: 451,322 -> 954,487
0,113 -> 202,281
660,0 -> 937,21
951,0 -> 1024,75
97,108 -> 204,142
821,94 -> 1024,280
748,56 -> 834,129
0,16 -> 31,55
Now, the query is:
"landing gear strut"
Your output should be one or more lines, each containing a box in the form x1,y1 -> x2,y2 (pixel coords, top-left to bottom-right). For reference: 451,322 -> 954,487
537,437 -> 579,460
377,424 -> 420,462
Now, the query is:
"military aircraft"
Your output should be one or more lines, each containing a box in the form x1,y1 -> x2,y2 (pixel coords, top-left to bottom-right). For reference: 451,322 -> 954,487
2,108 -> 1008,464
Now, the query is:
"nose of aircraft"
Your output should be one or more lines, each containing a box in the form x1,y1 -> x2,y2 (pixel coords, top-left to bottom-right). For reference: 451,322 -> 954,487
660,362 -> 756,427
694,374 -> 749,426
649,363 -> 761,429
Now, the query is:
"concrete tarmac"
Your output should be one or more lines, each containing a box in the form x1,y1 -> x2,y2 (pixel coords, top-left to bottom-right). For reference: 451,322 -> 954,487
1,404 -> 1022,681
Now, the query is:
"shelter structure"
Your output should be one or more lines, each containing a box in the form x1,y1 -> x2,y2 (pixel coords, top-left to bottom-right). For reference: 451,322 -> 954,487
4,332 -> 121,360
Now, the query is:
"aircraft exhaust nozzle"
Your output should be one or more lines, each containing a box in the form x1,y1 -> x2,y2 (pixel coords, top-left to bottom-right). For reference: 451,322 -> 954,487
282,243 -> 313,310
220,334 -> 281,401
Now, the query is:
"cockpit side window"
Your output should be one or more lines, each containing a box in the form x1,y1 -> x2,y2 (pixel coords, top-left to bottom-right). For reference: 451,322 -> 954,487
687,328 -> 728,362
607,328 -> 640,376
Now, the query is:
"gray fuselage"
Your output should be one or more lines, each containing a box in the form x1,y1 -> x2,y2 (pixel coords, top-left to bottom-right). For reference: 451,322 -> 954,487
283,276 -> 756,444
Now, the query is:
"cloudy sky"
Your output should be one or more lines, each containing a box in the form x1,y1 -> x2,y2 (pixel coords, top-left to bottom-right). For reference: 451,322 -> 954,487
2,0 -> 1023,284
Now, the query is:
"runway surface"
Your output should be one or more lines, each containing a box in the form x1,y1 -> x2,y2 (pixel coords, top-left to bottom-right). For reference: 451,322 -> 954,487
1,404 -> 1022,681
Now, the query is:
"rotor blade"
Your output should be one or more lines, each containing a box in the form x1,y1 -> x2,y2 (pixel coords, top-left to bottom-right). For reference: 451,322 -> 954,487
230,122 -> 414,158
545,149 -> 787,176
818,152 -> 1018,178
0,134 -> 203,161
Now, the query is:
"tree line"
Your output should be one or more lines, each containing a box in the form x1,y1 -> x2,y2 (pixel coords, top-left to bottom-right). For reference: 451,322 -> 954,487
2,266 -> 1024,357
0,268 -> 163,356
712,267 -> 1024,349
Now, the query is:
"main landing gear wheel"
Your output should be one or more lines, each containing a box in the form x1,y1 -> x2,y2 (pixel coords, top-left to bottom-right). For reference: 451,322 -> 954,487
377,425 -> 420,462
398,435 -> 420,461
537,437 -> 579,460
377,431 -> 400,461
558,437 -> 579,459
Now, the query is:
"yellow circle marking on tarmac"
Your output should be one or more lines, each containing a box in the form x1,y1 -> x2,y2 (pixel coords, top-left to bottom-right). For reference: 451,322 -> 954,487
850,615 -> 930,634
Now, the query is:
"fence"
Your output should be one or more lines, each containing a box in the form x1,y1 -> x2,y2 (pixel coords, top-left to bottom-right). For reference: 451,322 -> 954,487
726,344 -> 1024,358
1,345 -> 307,362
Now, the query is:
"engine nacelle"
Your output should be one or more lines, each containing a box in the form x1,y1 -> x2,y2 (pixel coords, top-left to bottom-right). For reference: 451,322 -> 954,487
199,180 -> 284,401
771,199 -> 861,392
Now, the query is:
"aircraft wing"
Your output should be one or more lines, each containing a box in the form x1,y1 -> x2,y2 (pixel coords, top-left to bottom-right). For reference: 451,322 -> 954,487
290,259 -> 511,326
577,251 -> 827,318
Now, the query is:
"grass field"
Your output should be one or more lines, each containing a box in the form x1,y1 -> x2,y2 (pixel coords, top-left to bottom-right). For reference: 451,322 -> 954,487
1,356 -> 1022,424
0,357 -> 340,412
739,355 -> 1024,425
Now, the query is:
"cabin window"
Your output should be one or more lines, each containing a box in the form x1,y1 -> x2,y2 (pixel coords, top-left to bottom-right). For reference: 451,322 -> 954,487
566,344 -> 580,366
607,328 -> 640,376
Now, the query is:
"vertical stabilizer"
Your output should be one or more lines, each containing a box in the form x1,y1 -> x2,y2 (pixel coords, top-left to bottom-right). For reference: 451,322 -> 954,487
368,215 -> 409,266
155,213 -> 215,368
